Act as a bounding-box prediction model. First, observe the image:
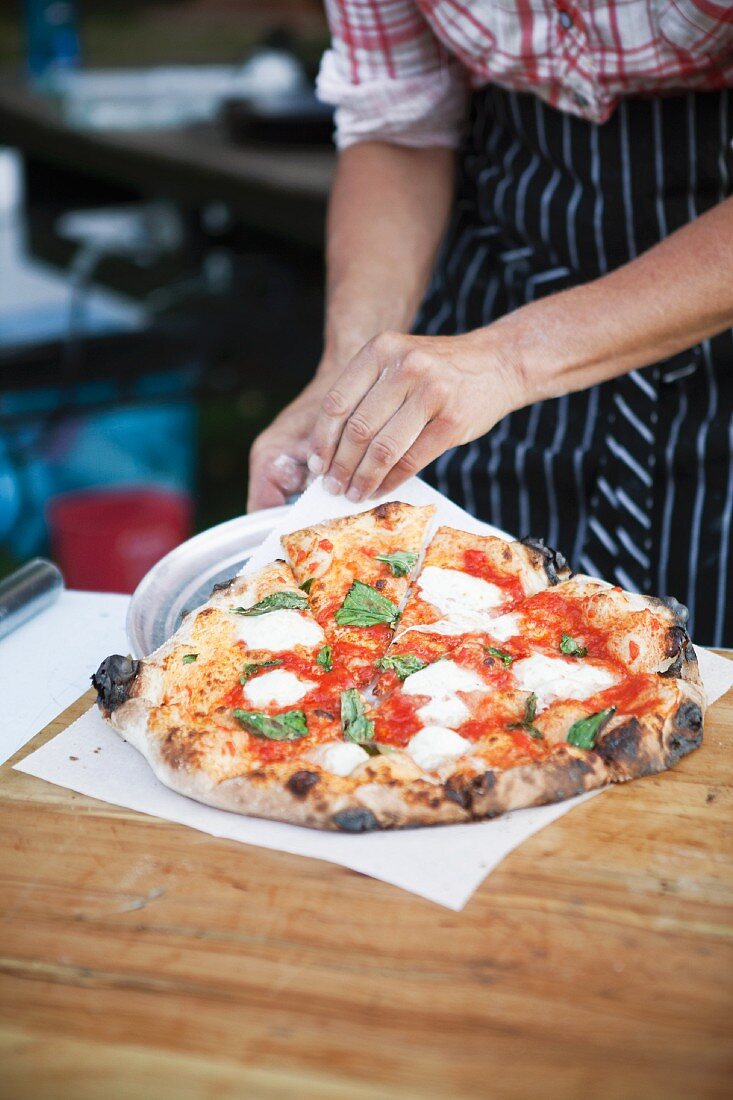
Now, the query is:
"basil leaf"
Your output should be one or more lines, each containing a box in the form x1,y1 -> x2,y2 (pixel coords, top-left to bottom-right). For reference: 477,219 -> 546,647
182,653 -> 198,664
300,578 -> 315,594
483,646 -> 514,666
566,706 -> 616,750
560,633 -> 588,658
375,550 -> 418,578
376,653 -> 427,680
240,658 -> 282,685
508,692 -> 543,739
334,580 -> 399,628
233,708 -> 308,741
316,645 -> 333,672
340,688 -> 375,744
231,591 -> 308,616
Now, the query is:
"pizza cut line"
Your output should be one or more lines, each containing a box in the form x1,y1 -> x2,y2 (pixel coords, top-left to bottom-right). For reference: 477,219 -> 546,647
93,502 -> 706,831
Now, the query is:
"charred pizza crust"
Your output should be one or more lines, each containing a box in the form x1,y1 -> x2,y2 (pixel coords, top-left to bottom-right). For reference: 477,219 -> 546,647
93,509 -> 706,832
91,676 -> 704,833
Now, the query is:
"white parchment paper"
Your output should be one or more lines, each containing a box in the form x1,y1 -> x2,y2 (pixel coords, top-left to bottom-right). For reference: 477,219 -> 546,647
0,590 -> 129,766
14,478 -> 733,909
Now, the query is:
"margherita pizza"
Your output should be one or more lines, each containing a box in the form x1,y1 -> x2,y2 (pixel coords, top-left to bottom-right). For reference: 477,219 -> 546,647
93,502 -> 705,831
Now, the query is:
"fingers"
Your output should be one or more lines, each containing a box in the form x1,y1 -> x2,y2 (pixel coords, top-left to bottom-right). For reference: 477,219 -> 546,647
344,396 -> 430,502
307,333 -> 401,486
322,370 -> 414,497
247,448 -> 308,512
373,418 -> 456,497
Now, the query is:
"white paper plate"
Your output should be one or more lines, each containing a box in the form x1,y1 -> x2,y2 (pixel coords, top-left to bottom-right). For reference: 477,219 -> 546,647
126,506 -> 289,657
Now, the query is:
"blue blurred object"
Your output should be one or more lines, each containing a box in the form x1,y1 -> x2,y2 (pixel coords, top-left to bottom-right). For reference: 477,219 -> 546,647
0,439 -> 22,540
24,0 -> 81,82
0,371 -> 197,561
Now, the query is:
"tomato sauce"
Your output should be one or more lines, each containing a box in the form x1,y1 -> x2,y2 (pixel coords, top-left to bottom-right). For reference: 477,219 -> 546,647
461,549 -> 524,604
249,736 -> 309,764
513,589 -> 615,664
375,694 -> 422,745
587,673 -> 662,717
484,734 -> 553,770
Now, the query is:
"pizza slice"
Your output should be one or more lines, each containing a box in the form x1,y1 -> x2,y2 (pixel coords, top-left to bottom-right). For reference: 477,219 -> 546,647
432,579 -> 705,817
371,560 -> 704,817
93,560 -> 380,818
281,501 -> 435,686
373,526 -> 571,699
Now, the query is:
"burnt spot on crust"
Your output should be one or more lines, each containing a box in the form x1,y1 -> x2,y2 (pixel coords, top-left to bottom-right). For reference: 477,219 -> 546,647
675,701 -> 703,733
659,653 -> 683,679
665,625 -> 688,659
210,576 -> 236,596
161,728 -> 192,770
547,755 -> 595,800
666,702 -> 703,765
473,770 -> 497,794
287,770 -> 320,799
595,718 -> 644,769
649,594 -> 690,624
468,754 -> 602,819
445,769 -> 496,812
659,628 -> 695,679
444,778 -> 471,809
92,654 -> 140,713
405,785 -> 446,809
372,501 -> 404,528
332,808 -> 379,832
519,537 -> 571,586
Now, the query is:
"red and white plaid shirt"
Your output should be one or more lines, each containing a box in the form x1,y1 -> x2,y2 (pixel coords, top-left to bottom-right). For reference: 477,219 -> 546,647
317,1 -> 733,147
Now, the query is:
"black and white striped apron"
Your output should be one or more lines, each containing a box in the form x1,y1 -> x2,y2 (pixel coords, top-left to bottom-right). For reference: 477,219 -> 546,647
416,86 -> 733,647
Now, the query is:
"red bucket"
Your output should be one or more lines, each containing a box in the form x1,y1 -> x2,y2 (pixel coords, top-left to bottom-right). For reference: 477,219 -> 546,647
47,487 -> 193,593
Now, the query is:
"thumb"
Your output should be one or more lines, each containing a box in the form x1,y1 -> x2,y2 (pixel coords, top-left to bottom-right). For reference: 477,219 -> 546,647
247,451 -> 308,513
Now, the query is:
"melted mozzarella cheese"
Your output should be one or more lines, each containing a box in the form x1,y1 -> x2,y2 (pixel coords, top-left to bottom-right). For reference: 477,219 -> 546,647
402,659 -> 486,699
486,611 -> 522,642
402,659 -> 486,730
417,566 -> 506,617
395,615 -> 496,642
512,654 -> 618,711
243,668 -> 315,708
407,726 -> 471,772
416,694 -> 471,728
306,741 -> 369,776
231,609 -> 324,652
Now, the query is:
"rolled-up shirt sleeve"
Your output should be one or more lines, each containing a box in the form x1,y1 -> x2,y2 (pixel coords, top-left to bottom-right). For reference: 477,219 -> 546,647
316,0 -> 469,150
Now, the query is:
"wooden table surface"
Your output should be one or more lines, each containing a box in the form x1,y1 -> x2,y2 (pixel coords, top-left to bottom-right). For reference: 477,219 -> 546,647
2,667 -> 732,1099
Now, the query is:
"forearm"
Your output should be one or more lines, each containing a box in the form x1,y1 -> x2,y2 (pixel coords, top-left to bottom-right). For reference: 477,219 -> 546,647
320,141 -> 455,374
306,195 -> 733,501
496,196 -> 733,403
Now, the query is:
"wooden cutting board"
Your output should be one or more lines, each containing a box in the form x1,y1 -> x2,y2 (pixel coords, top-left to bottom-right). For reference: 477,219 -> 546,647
1,664 -> 732,1100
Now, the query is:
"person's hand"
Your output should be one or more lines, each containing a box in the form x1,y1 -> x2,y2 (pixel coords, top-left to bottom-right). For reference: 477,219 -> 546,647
306,329 -> 528,501
247,376 -> 336,511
